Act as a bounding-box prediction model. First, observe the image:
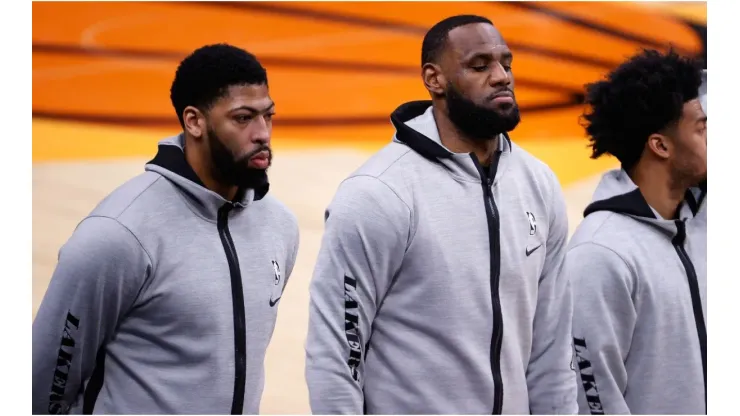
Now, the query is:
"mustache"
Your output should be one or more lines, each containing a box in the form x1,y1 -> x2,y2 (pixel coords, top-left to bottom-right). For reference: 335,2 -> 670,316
239,144 -> 272,161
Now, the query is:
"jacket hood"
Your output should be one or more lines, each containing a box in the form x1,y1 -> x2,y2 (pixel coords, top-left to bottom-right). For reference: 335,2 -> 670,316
584,168 -> 705,234
389,100 -> 512,183
144,134 -> 269,220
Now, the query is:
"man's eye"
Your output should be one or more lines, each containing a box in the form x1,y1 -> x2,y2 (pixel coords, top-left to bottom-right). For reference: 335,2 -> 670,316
234,115 -> 252,123
472,65 -> 487,72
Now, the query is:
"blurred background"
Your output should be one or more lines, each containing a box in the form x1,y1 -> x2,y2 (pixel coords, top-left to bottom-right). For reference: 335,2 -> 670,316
32,1 -> 706,413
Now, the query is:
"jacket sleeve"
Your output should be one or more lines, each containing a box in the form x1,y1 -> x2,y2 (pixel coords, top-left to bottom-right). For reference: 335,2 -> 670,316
569,243 -> 637,415
305,175 -> 410,414
284,218 -> 301,286
527,173 -> 578,414
32,216 -> 151,414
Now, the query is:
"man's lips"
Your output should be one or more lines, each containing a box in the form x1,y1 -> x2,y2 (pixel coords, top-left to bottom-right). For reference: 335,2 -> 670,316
250,150 -> 270,160
490,91 -> 514,105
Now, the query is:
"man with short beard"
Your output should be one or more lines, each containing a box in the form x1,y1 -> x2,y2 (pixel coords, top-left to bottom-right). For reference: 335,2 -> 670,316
31,44 -> 300,414
568,49 -> 707,415
305,15 -> 577,414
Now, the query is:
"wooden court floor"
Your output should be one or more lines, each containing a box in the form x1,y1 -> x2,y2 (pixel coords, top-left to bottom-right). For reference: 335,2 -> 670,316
32,2 -> 706,413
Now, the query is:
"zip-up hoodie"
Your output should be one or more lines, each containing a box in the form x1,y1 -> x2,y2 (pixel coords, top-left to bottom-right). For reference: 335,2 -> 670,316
32,134 -> 299,414
567,169 -> 707,415
305,101 -> 577,414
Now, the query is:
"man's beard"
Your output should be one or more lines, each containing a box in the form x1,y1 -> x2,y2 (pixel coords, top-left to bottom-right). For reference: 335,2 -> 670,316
206,124 -> 272,190
445,83 -> 521,141
669,138 -> 707,191
669,157 -> 707,195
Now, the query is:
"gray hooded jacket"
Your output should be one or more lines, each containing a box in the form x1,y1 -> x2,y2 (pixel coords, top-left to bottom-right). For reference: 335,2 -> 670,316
305,101 -> 577,414
567,169 -> 707,415
32,135 -> 300,414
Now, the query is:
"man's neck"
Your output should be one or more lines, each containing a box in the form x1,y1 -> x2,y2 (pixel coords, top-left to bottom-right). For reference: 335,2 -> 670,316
184,139 -> 238,201
630,162 -> 686,220
433,106 -> 498,166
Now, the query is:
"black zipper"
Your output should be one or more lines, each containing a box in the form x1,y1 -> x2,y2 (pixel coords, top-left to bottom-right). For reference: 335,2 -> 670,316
471,153 -> 504,414
671,220 -> 707,411
217,203 -> 247,415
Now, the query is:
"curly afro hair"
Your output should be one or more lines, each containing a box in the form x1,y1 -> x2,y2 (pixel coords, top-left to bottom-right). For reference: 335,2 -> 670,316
581,48 -> 704,170
170,43 -> 267,128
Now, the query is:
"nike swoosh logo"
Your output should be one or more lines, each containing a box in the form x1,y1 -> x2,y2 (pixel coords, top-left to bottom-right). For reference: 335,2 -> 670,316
269,297 -> 281,307
525,244 -> 542,256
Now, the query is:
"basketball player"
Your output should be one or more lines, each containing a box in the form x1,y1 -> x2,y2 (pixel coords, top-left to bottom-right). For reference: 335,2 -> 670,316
32,44 -> 300,414
305,15 -> 577,414
691,69 -> 707,228
567,49 -> 706,414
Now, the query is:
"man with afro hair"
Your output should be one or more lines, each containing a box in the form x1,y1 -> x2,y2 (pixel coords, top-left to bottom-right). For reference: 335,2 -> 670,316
32,43 -> 299,414
566,48 -> 707,415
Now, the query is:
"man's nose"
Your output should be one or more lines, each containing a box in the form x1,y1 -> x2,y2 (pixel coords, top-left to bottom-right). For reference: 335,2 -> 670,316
250,115 -> 271,144
489,62 -> 511,88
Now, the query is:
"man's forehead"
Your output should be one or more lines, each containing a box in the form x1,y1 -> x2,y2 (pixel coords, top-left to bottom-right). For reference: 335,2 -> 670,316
217,84 -> 273,111
447,23 -> 508,57
684,98 -> 706,120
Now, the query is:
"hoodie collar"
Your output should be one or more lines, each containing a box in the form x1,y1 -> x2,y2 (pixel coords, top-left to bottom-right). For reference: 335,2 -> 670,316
686,179 -> 707,216
144,134 -> 269,222
584,168 -> 702,235
390,100 -> 511,183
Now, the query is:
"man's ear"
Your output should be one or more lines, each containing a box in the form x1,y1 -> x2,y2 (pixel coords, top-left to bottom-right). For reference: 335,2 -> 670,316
646,133 -> 672,161
423,63 -> 446,97
183,106 -> 205,139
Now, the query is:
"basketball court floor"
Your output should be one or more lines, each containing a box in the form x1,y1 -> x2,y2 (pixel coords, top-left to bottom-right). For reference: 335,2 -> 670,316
32,2 -> 706,413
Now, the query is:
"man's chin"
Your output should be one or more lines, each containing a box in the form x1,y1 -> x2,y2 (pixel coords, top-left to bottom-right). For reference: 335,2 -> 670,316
695,174 -> 707,188
247,161 -> 270,170
494,116 -> 520,133
484,106 -> 520,131
231,169 -> 268,188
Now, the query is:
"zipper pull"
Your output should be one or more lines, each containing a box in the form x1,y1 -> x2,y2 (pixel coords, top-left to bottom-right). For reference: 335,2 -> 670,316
484,180 -> 493,197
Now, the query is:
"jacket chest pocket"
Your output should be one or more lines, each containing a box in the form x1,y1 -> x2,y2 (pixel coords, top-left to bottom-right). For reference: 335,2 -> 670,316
268,259 -> 285,302
237,254 -> 286,314
500,209 -> 547,284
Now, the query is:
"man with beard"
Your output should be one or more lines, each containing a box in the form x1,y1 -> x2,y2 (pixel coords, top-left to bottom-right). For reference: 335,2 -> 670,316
305,15 -> 577,414
568,49 -> 707,415
32,44 -> 300,414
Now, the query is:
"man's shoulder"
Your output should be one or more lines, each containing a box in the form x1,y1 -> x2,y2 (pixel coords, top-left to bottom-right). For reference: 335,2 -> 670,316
568,211 -> 641,259
88,171 -> 166,222
350,141 -> 416,180
251,194 -> 299,231
508,140 -> 557,180
81,171 -> 184,251
506,141 -> 563,217
337,141 -> 418,208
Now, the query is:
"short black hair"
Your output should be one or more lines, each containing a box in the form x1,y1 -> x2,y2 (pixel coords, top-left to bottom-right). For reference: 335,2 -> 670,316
421,15 -> 493,67
581,48 -> 704,169
170,43 -> 268,128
